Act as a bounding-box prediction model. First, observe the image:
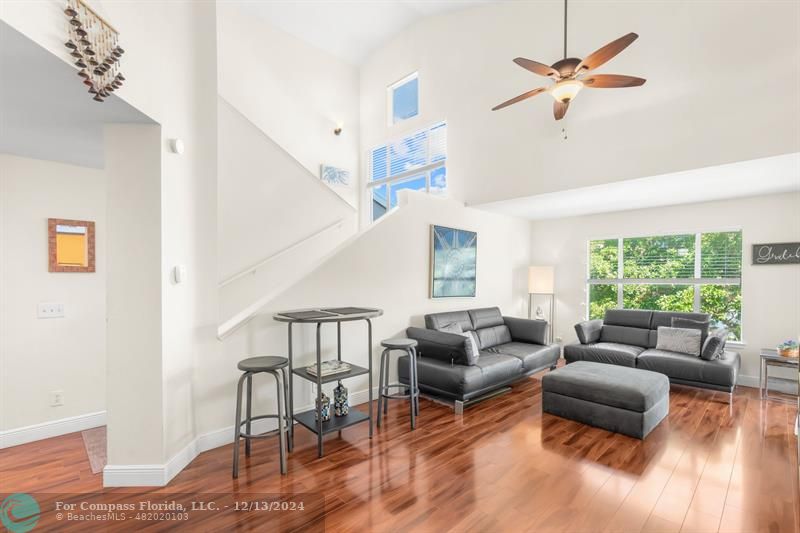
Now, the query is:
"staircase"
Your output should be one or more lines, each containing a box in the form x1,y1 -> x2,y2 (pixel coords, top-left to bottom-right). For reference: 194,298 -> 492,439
217,97 -> 358,337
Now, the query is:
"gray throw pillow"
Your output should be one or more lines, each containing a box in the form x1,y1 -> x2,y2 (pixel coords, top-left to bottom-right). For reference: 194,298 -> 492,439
463,331 -> 480,365
700,328 -> 728,360
656,326 -> 702,356
671,317 -> 709,346
440,322 -> 480,365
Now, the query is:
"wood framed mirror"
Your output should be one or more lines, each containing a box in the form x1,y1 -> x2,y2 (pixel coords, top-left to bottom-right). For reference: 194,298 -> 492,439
48,218 -> 95,272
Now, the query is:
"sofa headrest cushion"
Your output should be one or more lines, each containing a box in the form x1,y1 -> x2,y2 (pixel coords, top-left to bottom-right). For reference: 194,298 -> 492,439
604,309 -> 653,329
600,325 -> 651,348
468,307 -> 504,329
476,325 -> 512,350
651,311 -> 709,330
426,310 -> 473,332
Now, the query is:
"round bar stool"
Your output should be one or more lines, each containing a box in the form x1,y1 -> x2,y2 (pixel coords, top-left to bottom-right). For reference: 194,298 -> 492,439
378,338 -> 420,430
232,356 -> 290,478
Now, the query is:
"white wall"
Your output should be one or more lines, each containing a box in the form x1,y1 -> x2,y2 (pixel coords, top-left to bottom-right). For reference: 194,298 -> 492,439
359,1 -> 800,205
529,192 -> 800,384
217,2 -> 360,208
103,125 -> 164,466
1,0 -> 220,472
209,192 -> 531,436
217,99 -> 357,322
0,154 -> 106,432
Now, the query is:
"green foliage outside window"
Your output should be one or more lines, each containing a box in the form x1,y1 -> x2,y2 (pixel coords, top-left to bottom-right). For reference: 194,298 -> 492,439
589,284 -> 617,320
588,231 -> 742,340
623,234 -> 695,279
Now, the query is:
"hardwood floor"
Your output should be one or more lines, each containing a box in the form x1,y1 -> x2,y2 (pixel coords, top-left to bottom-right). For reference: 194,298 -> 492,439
1,373 -> 798,532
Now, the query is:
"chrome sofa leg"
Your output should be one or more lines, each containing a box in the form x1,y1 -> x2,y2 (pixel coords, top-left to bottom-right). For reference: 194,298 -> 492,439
454,400 -> 464,415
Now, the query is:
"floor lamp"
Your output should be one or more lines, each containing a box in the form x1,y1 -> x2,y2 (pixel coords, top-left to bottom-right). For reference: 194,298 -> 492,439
528,266 -> 555,344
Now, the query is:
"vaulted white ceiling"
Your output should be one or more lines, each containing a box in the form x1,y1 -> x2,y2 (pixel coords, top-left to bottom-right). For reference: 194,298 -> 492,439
235,0 -> 498,65
354,0 -> 800,208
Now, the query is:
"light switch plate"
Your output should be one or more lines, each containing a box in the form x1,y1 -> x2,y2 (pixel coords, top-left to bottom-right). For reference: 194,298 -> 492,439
38,302 -> 65,318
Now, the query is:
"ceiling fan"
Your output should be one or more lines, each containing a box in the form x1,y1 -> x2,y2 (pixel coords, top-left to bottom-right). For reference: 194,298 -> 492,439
492,0 -> 646,120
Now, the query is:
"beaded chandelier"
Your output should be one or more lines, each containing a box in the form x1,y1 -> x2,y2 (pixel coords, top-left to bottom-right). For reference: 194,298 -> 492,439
64,0 -> 125,102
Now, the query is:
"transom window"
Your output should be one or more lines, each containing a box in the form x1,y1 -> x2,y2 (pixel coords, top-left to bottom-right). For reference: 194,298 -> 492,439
588,231 -> 743,340
368,121 -> 447,222
388,72 -> 419,125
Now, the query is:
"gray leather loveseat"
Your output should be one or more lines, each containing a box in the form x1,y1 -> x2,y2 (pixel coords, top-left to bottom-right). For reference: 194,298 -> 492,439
565,309 -> 740,398
403,307 -> 560,412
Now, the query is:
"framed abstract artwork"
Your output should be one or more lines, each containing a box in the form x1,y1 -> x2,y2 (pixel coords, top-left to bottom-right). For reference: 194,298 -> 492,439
48,218 -> 95,272
430,225 -> 477,298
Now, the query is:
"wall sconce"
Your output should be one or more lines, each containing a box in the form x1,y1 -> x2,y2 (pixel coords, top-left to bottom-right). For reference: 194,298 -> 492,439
333,122 -> 343,136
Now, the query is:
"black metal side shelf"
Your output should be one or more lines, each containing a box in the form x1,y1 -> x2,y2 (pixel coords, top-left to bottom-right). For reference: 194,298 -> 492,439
292,361 -> 369,384
294,409 -> 369,435
274,307 -> 381,459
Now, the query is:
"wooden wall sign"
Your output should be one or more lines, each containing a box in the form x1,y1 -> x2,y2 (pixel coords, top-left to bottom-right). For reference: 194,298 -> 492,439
752,242 -> 800,265
48,218 -> 96,272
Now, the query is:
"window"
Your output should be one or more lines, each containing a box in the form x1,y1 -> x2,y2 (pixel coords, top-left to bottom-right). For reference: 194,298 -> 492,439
368,122 -> 447,221
587,231 -> 742,340
388,72 -> 419,125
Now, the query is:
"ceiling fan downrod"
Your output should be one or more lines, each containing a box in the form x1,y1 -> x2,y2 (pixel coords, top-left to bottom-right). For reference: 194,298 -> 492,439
563,0 -> 568,60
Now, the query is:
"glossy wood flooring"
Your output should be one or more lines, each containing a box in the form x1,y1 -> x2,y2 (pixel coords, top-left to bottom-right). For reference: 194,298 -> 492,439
2,373 -> 798,532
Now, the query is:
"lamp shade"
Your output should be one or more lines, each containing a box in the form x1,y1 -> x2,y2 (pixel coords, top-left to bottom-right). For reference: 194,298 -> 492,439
528,266 -> 554,294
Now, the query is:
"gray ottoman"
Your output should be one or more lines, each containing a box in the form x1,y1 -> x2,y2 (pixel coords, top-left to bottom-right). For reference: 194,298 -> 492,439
542,361 -> 669,439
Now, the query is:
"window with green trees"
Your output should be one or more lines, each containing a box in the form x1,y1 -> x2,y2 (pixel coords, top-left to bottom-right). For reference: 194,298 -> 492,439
588,231 -> 742,340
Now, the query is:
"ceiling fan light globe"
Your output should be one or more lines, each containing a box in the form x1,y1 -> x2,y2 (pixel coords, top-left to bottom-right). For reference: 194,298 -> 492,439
550,79 -> 583,103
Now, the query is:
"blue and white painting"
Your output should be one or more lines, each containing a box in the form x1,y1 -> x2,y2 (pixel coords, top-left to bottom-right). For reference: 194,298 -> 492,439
320,164 -> 351,187
431,225 -> 477,298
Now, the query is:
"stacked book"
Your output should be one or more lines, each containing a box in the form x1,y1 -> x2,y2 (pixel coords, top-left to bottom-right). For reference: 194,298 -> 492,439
306,360 -> 351,377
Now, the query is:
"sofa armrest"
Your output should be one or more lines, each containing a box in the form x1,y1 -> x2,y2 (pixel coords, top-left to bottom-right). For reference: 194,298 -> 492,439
406,327 -> 469,365
503,316 -> 547,345
575,319 -> 603,344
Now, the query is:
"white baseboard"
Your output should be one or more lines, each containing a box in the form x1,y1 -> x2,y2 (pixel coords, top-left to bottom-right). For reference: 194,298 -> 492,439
104,387 -> 380,487
0,411 -> 106,449
102,464 -> 167,487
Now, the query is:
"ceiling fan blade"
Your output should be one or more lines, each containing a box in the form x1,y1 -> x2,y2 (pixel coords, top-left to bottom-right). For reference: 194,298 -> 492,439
554,100 -> 569,120
492,87 -> 547,111
576,32 -> 639,73
582,74 -> 646,88
513,57 -> 560,79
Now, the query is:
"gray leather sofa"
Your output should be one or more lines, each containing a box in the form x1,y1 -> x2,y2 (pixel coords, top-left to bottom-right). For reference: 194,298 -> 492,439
403,307 -> 560,412
565,309 -> 740,396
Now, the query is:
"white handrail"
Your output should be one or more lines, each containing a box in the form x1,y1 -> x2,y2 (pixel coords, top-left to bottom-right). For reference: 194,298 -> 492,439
219,218 -> 345,288
216,201 -> 406,341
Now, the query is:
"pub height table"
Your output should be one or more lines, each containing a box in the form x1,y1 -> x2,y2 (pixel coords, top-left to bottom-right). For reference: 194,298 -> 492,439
273,307 -> 383,458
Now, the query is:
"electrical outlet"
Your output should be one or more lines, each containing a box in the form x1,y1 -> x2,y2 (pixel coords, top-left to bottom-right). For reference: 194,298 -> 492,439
50,390 -> 64,406
555,336 -> 563,343
38,302 -> 65,319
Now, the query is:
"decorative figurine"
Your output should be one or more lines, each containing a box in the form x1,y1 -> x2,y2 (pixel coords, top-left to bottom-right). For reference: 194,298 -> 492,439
315,391 -> 331,422
333,381 -> 349,417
